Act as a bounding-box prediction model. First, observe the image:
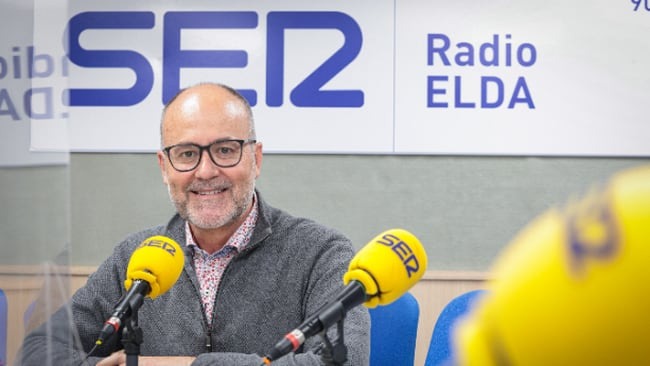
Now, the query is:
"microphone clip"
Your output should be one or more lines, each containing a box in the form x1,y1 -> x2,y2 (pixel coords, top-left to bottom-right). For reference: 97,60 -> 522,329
318,316 -> 348,366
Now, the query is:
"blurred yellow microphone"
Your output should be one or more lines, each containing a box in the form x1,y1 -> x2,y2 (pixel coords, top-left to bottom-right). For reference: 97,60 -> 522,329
453,165 -> 650,365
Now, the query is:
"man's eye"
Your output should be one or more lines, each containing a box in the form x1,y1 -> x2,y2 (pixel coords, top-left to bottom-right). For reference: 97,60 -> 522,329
174,149 -> 197,159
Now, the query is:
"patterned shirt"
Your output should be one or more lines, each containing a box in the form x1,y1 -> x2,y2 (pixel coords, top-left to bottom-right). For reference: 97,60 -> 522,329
185,195 -> 258,324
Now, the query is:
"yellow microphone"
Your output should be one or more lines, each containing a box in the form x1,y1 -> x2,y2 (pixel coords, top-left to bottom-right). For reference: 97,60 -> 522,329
96,235 -> 184,346
344,228 -> 428,308
453,165 -> 650,365
263,228 -> 427,363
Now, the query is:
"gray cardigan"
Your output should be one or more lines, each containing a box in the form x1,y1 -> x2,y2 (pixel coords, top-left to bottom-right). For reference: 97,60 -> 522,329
19,193 -> 370,366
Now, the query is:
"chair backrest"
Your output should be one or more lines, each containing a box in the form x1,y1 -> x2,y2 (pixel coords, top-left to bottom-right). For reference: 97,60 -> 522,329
0,289 -> 7,366
369,292 -> 419,366
425,289 -> 488,366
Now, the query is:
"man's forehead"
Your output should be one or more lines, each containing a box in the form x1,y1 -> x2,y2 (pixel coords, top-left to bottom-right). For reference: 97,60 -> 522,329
222,99 -> 249,119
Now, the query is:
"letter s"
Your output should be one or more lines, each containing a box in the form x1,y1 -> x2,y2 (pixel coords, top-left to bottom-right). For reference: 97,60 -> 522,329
66,11 -> 155,106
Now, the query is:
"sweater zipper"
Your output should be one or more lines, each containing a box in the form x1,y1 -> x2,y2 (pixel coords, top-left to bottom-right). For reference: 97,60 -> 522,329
204,255 -> 234,354
201,286 -> 213,353
205,329 -> 212,352
204,250 -> 248,353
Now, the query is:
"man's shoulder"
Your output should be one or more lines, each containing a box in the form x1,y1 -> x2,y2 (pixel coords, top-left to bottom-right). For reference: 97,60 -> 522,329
261,201 -> 349,243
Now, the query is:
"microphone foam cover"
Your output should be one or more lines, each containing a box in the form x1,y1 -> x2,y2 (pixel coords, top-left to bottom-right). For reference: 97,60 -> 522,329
344,228 -> 427,308
454,165 -> 650,366
125,235 -> 185,299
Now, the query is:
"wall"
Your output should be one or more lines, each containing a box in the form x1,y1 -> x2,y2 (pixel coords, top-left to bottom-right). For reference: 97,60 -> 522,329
67,154 -> 646,269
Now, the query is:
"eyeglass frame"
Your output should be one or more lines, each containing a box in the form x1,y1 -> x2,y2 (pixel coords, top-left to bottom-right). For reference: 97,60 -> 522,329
162,138 -> 257,172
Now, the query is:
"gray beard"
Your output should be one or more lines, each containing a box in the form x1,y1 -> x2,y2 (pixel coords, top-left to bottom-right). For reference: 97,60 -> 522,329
167,182 -> 255,230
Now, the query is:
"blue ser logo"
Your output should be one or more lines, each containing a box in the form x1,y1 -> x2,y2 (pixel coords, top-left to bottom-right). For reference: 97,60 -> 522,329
66,11 -> 364,108
566,188 -> 619,276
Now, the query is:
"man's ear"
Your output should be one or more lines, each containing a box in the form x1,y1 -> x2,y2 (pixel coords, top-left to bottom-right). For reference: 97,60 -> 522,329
157,151 -> 169,185
254,142 -> 263,179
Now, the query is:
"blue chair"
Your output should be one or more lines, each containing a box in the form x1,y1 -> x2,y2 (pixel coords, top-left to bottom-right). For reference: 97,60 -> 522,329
425,289 -> 488,366
1,289 -> 7,366
369,292 -> 420,366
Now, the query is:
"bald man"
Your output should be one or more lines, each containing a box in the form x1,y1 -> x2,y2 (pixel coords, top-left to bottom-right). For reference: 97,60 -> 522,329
19,83 -> 370,366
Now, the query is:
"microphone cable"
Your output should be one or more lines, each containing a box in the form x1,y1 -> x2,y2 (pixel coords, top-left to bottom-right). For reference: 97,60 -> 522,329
77,343 -> 99,366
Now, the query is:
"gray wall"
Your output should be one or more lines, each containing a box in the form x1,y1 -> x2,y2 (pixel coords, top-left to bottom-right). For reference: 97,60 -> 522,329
1,154 -> 647,270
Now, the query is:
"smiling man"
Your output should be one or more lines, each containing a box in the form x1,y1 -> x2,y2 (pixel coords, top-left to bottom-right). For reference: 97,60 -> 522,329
19,83 -> 370,366
159,84 -> 262,253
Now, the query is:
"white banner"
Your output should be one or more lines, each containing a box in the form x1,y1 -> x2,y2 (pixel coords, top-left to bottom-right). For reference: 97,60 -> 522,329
20,0 -> 650,156
394,1 -> 650,156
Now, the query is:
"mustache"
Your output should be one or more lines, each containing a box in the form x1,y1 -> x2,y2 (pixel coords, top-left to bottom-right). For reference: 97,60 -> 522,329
186,179 -> 230,192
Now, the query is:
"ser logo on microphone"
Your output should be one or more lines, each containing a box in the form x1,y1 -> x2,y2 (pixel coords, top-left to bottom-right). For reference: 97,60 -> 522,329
376,233 -> 421,278
137,237 -> 178,256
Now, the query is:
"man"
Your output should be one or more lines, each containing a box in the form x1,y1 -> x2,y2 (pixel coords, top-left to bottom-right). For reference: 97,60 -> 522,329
19,83 -> 370,365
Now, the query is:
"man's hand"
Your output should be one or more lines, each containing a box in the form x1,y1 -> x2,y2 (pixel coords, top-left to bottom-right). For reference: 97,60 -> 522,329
97,350 -> 196,366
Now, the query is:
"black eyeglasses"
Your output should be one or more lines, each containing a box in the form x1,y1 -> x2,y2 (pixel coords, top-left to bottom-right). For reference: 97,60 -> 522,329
163,138 -> 257,172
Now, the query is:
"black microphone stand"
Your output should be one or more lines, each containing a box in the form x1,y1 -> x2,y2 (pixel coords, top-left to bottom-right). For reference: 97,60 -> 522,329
121,316 -> 142,366
260,284 -> 366,365
121,293 -> 145,366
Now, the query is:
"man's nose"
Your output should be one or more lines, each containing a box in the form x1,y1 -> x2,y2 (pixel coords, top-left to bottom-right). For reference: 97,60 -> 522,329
194,150 -> 221,179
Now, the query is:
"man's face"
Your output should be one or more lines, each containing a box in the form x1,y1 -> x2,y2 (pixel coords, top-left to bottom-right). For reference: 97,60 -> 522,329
157,85 -> 262,230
